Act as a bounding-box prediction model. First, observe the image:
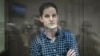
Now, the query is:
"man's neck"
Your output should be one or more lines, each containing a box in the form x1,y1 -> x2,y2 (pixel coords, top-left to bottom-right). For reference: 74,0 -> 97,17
44,27 -> 57,40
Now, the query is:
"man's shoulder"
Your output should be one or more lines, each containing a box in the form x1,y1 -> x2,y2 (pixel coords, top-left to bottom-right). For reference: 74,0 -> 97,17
62,30 -> 72,35
61,30 -> 75,39
31,33 -> 42,43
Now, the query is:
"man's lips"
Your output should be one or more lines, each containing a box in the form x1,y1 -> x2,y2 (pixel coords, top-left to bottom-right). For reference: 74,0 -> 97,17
49,23 -> 55,24
49,23 -> 55,25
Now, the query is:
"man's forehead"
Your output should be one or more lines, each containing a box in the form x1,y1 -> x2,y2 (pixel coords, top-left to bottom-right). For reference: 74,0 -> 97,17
43,7 -> 57,14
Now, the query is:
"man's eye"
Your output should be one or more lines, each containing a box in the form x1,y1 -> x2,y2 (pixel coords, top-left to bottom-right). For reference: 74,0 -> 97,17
45,15 -> 49,18
52,14 -> 56,17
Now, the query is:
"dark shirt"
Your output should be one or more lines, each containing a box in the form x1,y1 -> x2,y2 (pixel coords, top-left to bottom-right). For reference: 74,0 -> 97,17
30,29 -> 79,56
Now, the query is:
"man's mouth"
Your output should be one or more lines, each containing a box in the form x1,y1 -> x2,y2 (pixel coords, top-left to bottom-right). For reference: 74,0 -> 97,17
49,23 -> 55,26
49,23 -> 55,24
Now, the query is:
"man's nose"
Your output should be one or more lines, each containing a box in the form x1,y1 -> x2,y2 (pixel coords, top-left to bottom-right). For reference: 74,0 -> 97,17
50,16 -> 53,21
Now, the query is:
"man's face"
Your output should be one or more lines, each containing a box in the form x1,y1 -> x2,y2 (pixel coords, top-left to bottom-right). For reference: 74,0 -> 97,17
40,7 -> 59,30
81,23 -> 92,32
60,22 -> 66,29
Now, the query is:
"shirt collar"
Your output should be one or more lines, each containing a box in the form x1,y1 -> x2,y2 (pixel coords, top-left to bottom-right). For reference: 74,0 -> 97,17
40,28 -> 64,40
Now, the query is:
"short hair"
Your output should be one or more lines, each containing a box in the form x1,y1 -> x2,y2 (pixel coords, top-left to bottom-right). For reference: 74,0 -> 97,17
39,2 -> 58,16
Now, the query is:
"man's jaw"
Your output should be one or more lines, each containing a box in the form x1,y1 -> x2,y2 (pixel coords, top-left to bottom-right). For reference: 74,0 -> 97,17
48,24 -> 57,29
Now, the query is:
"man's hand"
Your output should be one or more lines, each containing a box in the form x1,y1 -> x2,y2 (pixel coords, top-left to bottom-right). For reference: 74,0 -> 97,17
66,49 -> 76,56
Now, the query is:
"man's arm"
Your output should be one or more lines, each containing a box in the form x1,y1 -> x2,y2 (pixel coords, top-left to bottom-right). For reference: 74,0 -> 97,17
30,38 -> 42,56
66,49 -> 76,56
66,33 -> 80,56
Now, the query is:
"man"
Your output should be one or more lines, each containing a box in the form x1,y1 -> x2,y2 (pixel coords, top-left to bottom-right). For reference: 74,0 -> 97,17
60,20 -> 70,32
30,2 -> 79,56
77,21 -> 100,56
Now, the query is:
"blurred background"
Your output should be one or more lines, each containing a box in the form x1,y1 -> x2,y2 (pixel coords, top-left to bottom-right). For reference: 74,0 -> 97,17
0,0 -> 100,56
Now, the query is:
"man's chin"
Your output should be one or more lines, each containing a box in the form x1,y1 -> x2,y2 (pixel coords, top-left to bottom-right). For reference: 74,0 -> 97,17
47,25 -> 57,30
48,27 -> 56,30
